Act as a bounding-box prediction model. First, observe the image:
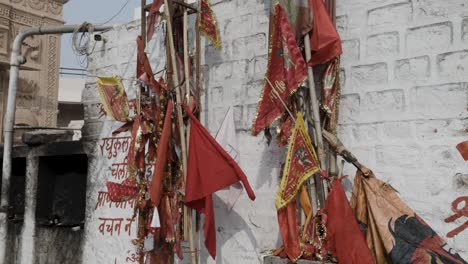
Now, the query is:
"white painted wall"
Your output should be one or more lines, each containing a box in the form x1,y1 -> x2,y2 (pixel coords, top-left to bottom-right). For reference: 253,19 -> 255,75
82,0 -> 468,263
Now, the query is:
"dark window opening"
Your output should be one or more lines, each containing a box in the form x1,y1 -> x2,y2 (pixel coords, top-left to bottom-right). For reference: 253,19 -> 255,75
36,154 -> 87,227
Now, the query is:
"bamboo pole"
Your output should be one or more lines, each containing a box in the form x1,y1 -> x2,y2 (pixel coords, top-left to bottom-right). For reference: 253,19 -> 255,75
162,1 -> 196,264
182,1 -> 198,263
303,33 -> 326,208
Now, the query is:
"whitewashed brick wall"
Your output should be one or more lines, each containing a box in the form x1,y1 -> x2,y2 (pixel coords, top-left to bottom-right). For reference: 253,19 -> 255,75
82,0 -> 467,263
336,0 -> 468,259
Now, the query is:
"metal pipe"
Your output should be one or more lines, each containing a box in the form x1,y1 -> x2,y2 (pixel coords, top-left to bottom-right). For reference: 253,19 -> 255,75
0,23 -> 112,263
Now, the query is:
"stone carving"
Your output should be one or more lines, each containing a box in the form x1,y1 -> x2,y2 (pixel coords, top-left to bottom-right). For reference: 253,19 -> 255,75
28,0 -> 46,11
22,35 -> 42,64
17,77 -> 39,108
46,35 -> 58,125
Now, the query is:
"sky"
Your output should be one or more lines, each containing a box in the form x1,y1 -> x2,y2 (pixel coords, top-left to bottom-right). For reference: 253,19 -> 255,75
60,0 -> 141,69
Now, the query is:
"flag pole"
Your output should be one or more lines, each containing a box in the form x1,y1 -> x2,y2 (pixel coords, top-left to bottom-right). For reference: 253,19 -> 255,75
303,33 -> 326,208
162,1 -> 196,263
182,1 -> 198,263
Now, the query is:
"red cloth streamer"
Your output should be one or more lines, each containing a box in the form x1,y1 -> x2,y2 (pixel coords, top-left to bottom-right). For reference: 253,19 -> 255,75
147,0 -> 164,41
308,0 -> 342,66
277,201 -> 302,261
149,101 -> 174,207
456,141 -> 468,161
136,36 -> 161,95
325,179 -> 374,264
183,105 -> 256,259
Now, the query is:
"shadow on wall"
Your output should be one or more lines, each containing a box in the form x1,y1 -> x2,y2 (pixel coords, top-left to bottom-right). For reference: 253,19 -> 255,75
197,195 -> 262,264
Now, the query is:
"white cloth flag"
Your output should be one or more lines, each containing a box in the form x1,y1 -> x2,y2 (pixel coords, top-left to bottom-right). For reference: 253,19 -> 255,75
215,107 -> 243,211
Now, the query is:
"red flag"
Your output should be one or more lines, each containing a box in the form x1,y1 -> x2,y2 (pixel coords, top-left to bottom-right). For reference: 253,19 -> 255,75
199,0 -> 221,49
277,202 -> 302,261
149,101 -> 173,207
308,0 -> 342,66
184,106 -> 256,259
325,179 -> 375,264
252,4 -> 307,135
147,0 -> 163,41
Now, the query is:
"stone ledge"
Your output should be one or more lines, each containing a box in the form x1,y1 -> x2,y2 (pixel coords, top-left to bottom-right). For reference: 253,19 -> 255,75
22,129 -> 74,146
263,256 -> 331,264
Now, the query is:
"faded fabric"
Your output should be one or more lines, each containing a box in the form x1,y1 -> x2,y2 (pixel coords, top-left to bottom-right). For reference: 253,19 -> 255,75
351,171 -> 467,264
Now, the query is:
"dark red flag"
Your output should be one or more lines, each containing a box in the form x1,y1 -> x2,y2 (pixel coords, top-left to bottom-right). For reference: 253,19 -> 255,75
149,101 -> 173,207
308,0 -> 342,66
325,179 -> 375,264
252,4 -> 307,135
184,106 -> 256,259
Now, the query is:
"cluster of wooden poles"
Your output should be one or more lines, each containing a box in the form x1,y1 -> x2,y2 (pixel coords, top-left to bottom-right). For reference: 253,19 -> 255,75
137,0 -> 369,263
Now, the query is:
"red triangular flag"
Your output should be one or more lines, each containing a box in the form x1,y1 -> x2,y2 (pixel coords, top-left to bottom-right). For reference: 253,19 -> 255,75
308,0 -> 342,66
325,179 -> 375,264
252,4 -> 307,136
184,106 -> 256,259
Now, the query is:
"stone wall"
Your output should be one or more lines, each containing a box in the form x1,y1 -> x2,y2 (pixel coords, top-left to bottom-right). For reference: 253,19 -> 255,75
82,0 -> 468,263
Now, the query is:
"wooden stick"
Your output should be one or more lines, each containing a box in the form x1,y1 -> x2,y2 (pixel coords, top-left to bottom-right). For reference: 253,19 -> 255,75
182,1 -> 197,264
303,33 -> 327,208
265,77 -> 296,123
141,0 -> 147,45
162,1 -> 196,264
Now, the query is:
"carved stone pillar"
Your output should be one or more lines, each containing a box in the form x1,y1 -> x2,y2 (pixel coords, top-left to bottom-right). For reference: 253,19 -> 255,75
0,0 -> 65,142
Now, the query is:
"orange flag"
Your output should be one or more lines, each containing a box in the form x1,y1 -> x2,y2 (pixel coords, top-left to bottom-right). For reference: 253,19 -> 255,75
252,4 -> 307,135
308,0 -> 342,66
183,106 -> 256,259
199,0 -> 221,49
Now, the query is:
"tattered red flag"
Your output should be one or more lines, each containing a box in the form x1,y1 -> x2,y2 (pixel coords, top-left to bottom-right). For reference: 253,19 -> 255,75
199,0 -> 221,49
183,105 -> 256,259
325,179 -> 375,264
252,4 -> 307,136
147,0 -> 164,41
308,0 -> 342,66
149,101 -> 174,207
136,36 -> 161,94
